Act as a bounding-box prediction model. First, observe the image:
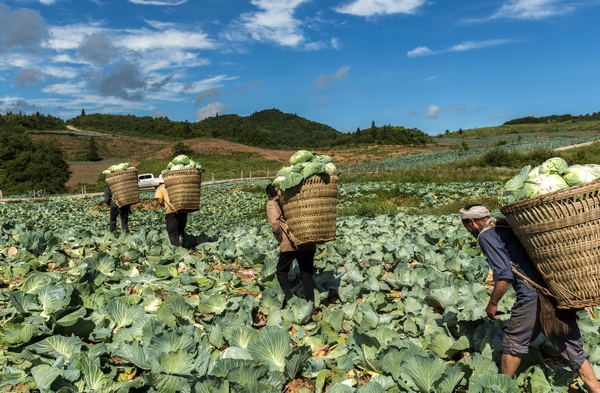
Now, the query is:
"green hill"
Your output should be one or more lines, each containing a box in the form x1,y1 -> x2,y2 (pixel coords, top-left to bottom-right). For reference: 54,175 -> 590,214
66,109 -> 433,149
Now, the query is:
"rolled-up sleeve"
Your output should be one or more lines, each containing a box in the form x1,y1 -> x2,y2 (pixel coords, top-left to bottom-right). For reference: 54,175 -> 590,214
478,232 -> 514,282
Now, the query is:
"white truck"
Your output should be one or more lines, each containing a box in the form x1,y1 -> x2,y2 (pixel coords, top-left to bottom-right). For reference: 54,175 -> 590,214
137,173 -> 162,189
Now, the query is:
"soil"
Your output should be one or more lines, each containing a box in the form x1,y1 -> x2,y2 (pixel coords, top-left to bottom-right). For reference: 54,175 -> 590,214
29,129 -> 446,190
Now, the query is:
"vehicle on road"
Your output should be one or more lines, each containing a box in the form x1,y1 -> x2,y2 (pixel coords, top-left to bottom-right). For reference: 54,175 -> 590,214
137,173 -> 162,189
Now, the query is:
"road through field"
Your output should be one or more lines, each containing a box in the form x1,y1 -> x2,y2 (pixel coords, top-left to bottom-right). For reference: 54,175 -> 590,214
554,141 -> 597,151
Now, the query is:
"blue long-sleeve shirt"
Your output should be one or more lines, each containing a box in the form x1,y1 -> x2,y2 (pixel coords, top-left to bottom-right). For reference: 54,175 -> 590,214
477,218 -> 544,302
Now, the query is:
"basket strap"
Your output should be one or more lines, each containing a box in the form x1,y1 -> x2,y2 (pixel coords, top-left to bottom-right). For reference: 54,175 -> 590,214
165,199 -> 178,213
279,219 -> 301,247
478,217 -> 557,300
510,265 -> 554,298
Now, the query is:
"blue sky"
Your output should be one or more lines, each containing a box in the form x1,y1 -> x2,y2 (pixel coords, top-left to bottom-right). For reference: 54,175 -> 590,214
1,0 -> 599,135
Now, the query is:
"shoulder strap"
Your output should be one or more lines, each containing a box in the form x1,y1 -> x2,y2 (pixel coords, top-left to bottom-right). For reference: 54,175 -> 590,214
477,217 -> 554,298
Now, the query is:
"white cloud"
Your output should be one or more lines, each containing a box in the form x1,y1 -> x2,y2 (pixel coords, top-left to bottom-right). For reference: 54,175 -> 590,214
127,0 -> 188,5
118,29 -> 215,51
312,65 -> 350,92
408,39 -> 511,57
43,65 -> 79,79
427,105 -> 439,119
335,0 -> 427,17
490,0 -> 574,20
331,37 -> 341,50
238,0 -> 310,47
0,54 -> 36,69
407,46 -> 434,57
448,39 -> 511,52
46,24 -> 105,51
196,102 -> 225,120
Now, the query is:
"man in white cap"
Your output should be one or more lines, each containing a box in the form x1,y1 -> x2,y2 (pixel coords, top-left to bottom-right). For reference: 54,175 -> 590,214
460,204 -> 600,391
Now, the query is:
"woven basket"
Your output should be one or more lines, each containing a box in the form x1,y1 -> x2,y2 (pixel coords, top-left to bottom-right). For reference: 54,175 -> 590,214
500,179 -> 600,309
105,169 -> 140,208
162,169 -> 202,213
279,174 -> 338,246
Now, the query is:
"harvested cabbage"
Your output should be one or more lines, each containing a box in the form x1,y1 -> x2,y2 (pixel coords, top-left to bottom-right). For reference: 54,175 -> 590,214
273,150 -> 338,190
499,165 -> 531,205
562,164 -> 600,186
522,174 -> 569,199
500,158 -> 600,205
301,162 -> 325,178
102,162 -> 132,175
162,154 -> 205,173
325,162 -> 337,175
289,150 -> 314,165
172,155 -> 190,165
539,157 -> 568,175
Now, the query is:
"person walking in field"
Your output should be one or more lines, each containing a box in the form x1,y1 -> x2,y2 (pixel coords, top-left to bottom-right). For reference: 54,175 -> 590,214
460,204 -> 600,392
104,184 -> 131,234
266,184 -> 317,310
155,181 -> 188,247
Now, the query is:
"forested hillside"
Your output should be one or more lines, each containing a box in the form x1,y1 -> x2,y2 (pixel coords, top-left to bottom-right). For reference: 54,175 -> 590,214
66,109 -> 433,149
0,126 -> 69,194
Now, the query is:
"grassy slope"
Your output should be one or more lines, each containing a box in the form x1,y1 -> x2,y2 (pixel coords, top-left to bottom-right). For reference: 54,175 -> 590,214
28,120 -> 600,192
29,132 -> 448,191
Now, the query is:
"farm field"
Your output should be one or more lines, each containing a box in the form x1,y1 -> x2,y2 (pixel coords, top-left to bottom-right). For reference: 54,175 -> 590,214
1,180 -> 599,392
27,131 -> 449,192
24,126 -> 600,194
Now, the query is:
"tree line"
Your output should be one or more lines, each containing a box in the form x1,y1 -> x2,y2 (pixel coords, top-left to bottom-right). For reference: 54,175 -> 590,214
67,109 -> 433,149
503,111 -> 600,125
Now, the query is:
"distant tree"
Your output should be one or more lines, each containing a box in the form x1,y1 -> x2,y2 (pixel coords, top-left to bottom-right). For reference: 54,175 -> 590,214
445,129 -> 450,135
172,141 -> 192,156
182,121 -> 192,135
458,128 -> 463,134
81,108 -> 86,116
85,137 -> 101,161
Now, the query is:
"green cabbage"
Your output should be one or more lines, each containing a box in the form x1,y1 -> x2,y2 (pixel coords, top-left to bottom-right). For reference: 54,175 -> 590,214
522,174 -> 569,199
274,150 -> 337,190
301,162 -> 325,178
289,150 -> 314,165
172,155 -> 191,165
162,155 -> 205,173
276,166 -> 292,177
272,176 -> 286,186
103,162 -> 132,174
499,165 -> 531,205
562,164 -> 600,186
279,171 -> 304,190
539,157 -> 568,175
313,155 -> 332,165
325,162 -> 337,175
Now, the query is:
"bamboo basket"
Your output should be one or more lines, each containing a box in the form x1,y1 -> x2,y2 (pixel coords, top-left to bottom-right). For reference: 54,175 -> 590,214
162,169 -> 202,213
500,179 -> 600,309
105,168 -> 140,208
279,173 -> 338,246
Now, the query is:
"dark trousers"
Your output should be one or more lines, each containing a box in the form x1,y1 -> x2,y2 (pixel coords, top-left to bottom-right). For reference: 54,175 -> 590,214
109,205 -> 130,233
277,250 -> 315,304
166,212 -> 188,247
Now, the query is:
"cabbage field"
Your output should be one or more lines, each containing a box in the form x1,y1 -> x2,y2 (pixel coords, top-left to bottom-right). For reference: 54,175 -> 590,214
1,180 -> 599,392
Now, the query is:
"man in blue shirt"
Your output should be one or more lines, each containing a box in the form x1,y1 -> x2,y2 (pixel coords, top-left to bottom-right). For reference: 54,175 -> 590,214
460,204 -> 600,392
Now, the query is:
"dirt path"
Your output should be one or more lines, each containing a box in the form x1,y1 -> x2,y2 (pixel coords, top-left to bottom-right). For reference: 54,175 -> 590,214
554,141 -> 597,151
